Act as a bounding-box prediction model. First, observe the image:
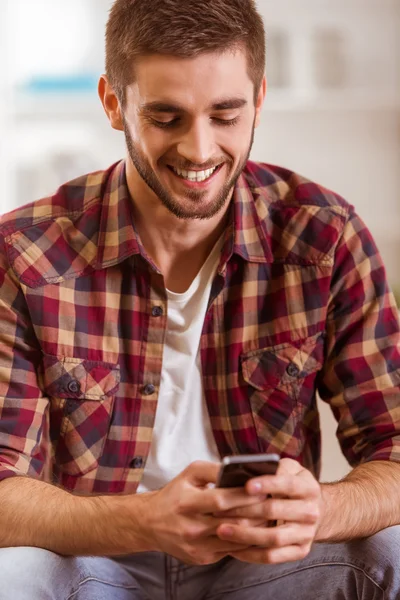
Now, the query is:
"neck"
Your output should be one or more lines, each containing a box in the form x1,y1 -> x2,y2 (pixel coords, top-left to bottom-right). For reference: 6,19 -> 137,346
126,161 -> 232,292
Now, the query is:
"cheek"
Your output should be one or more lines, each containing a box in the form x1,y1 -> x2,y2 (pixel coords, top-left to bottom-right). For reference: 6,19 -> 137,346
218,122 -> 254,158
126,116 -> 161,149
133,131 -> 169,164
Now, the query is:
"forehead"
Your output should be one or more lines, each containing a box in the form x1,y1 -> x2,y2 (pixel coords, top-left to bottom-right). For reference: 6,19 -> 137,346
127,49 -> 254,109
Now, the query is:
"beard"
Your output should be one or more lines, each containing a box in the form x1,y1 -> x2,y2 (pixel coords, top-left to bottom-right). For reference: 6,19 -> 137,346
122,117 -> 255,221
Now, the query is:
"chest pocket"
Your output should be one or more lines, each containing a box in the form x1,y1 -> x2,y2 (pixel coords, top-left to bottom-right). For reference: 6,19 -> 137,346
41,354 -> 120,476
241,333 -> 324,456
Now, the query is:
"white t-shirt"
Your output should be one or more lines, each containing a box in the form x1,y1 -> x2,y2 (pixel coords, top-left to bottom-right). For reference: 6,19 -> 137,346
137,238 -> 223,492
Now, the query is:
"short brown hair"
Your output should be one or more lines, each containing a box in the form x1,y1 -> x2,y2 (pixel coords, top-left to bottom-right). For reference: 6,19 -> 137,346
105,0 -> 266,105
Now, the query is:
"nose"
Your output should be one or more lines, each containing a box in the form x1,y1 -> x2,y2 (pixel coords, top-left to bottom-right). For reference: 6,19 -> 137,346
176,120 -> 214,166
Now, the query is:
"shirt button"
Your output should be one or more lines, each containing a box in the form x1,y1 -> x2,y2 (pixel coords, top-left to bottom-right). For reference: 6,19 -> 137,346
286,363 -> 300,378
143,383 -> 155,395
130,457 -> 144,469
67,380 -> 81,394
151,306 -> 163,317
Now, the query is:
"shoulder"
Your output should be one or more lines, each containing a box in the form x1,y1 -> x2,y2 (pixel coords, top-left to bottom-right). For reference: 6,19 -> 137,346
241,161 -> 354,263
0,162 -> 124,288
0,162 -> 119,237
242,160 -> 351,215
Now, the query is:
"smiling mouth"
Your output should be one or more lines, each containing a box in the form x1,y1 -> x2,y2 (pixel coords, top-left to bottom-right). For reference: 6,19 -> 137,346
167,164 -> 223,183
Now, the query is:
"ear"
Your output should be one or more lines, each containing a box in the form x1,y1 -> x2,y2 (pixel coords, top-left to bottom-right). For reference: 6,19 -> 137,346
98,75 -> 124,131
254,75 -> 267,128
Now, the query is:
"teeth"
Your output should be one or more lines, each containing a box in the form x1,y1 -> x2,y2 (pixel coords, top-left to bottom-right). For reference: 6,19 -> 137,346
172,165 -> 219,182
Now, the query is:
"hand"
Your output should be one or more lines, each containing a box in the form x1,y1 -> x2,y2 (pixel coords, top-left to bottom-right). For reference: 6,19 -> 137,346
215,458 -> 322,564
139,461 -> 266,565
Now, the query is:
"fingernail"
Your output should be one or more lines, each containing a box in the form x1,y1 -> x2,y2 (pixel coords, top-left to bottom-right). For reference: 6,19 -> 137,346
249,482 -> 262,493
221,526 -> 234,536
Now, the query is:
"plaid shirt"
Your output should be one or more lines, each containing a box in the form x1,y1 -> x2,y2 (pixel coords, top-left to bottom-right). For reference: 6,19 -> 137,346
0,160 -> 399,495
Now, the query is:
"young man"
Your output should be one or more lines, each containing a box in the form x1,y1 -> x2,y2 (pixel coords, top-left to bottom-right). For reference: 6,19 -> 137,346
0,0 -> 399,598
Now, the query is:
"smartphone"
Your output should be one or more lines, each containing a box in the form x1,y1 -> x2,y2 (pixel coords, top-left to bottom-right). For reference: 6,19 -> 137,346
216,453 -> 280,488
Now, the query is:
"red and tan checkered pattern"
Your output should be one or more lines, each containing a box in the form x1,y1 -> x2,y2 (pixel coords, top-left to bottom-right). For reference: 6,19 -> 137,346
0,159 -> 399,494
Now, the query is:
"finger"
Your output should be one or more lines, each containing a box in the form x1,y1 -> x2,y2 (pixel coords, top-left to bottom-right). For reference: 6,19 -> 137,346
229,542 -> 312,565
190,535 -> 249,554
215,498 -> 320,525
245,472 -> 320,500
222,517 -> 267,528
204,536 -> 252,553
181,539 -> 251,566
183,460 -> 221,486
276,458 -> 303,476
187,512 -> 265,538
217,522 -> 315,548
185,486 -> 265,515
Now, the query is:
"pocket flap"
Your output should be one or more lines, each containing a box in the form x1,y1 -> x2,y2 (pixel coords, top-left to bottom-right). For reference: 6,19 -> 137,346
42,354 -> 120,400
241,334 -> 324,392
4,216 -> 99,288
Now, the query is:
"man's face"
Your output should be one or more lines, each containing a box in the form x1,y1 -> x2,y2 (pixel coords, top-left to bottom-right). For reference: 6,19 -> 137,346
119,49 -> 265,220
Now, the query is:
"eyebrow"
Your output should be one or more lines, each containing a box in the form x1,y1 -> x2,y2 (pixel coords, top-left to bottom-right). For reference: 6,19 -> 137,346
139,97 -> 248,114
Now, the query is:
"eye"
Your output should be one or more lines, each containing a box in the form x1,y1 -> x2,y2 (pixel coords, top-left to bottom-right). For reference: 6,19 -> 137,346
148,117 -> 180,129
212,116 -> 240,127
147,115 -> 240,129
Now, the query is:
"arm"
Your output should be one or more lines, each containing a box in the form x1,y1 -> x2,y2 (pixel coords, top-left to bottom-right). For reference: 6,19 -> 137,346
0,231 -> 146,555
214,457 -> 400,563
317,460 -> 400,543
0,232 -> 257,561
215,207 -> 400,562
316,207 -> 400,539
0,476 -> 152,555
0,462 -> 263,559
0,231 -> 50,484
318,207 -> 400,470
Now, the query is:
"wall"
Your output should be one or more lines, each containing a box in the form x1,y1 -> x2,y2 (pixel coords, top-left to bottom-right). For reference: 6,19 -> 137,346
1,0 -> 399,482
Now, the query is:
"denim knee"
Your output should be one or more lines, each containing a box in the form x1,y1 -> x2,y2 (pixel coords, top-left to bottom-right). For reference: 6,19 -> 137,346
0,546 -> 76,599
341,525 -> 400,598
346,525 -> 400,568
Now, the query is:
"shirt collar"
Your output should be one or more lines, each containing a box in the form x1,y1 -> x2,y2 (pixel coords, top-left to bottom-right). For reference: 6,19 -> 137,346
230,167 -> 274,264
95,160 -> 141,270
96,160 -> 273,271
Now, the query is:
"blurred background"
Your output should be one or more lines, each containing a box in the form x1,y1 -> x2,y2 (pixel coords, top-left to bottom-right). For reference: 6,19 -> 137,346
0,0 -> 399,481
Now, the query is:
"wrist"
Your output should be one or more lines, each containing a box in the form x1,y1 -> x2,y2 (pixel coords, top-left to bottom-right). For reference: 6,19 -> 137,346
315,480 -> 357,543
128,490 -> 160,553
83,490 -> 159,555
314,483 -> 336,543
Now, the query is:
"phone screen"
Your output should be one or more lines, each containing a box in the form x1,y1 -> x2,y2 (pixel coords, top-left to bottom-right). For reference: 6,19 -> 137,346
217,454 -> 279,488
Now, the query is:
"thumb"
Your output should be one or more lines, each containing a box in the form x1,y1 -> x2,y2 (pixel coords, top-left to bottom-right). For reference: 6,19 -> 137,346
183,460 -> 221,486
273,458 -> 303,527
277,457 -> 303,477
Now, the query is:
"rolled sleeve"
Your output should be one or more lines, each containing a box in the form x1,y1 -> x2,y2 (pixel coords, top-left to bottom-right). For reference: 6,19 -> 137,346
0,233 -> 49,483
318,207 -> 400,466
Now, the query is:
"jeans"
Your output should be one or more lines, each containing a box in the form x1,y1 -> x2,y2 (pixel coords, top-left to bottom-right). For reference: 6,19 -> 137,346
1,525 -> 398,599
